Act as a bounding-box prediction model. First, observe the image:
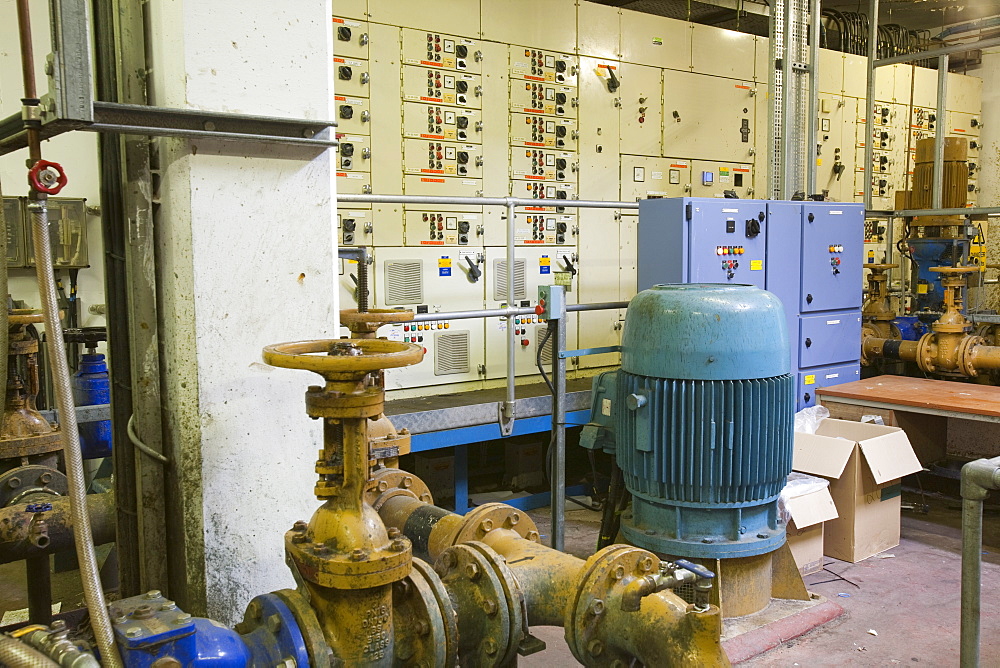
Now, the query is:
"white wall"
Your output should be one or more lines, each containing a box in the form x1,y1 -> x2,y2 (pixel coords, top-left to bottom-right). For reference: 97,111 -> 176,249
974,47 -> 1000,208
146,0 -> 338,622
0,0 -> 107,331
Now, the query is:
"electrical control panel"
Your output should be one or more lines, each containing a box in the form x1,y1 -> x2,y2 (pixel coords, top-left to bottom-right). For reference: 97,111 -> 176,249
511,211 -> 576,245
620,157 -> 689,201
326,7 -> 984,401
404,210 -> 483,246
403,66 -> 483,108
509,114 -> 577,150
637,198 -> 767,290
510,149 -> 576,182
338,208 -> 374,247
402,29 -> 482,73
333,17 -> 370,60
337,133 -> 372,172
403,139 -> 483,178
24,198 -> 90,269
509,82 -> 577,117
483,247 -> 578,379
508,46 -> 578,86
335,95 -> 371,135
797,364 -> 861,409
403,103 -> 482,142
335,56 -> 371,97
382,317 -> 487,389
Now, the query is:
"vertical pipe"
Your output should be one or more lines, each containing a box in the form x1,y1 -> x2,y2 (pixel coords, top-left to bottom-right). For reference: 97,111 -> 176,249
26,555 -> 51,625
863,0 -> 879,210
806,0 -> 821,196
504,199 -> 516,428
551,293 -> 566,552
961,496 -> 982,668
933,55 -> 949,211
779,0 -> 794,199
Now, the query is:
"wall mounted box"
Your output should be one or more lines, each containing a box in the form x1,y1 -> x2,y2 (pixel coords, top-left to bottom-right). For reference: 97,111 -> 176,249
793,419 -> 922,563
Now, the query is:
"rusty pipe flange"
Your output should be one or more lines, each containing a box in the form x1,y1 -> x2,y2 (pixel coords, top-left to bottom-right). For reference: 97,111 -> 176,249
565,544 -> 662,667
366,468 -> 434,510
957,335 -> 984,377
262,339 -> 423,381
268,589 -> 333,668
305,385 -> 385,419
393,557 -> 459,668
0,466 -> 67,508
915,335 -> 938,373
340,309 -> 414,337
454,502 -> 541,546
285,532 -> 411,590
433,541 -> 525,667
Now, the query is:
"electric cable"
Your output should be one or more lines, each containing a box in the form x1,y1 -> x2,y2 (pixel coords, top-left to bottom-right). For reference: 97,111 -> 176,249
127,414 -> 169,464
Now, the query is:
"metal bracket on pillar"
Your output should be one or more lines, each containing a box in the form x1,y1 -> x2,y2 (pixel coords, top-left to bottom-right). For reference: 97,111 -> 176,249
0,0 -> 337,156
498,400 -> 516,436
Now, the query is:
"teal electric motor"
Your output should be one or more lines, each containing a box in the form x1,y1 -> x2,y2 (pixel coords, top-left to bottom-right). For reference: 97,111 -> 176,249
583,284 -> 794,558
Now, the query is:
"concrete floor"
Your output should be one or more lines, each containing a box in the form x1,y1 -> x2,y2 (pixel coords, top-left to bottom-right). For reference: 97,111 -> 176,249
520,491 -> 1000,666
1,492 -> 995,665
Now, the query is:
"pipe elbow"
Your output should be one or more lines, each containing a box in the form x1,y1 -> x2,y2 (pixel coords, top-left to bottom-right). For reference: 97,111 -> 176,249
620,575 -> 657,612
961,457 -> 1000,500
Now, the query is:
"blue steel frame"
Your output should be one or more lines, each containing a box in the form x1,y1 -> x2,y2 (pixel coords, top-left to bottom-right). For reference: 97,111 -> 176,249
410,409 -> 591,514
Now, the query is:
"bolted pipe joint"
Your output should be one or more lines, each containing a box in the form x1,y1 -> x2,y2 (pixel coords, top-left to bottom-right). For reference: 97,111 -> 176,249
961,457 -> 1000,501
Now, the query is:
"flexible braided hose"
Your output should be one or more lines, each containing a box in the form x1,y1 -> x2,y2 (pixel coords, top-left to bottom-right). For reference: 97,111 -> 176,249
29,200 -> 122,667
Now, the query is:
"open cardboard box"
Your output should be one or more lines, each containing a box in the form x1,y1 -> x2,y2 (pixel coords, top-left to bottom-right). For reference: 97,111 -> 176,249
793,418 -> 922,563
783,473 -> 839,575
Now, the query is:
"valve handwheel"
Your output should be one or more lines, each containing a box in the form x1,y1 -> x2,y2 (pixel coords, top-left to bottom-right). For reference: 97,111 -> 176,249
930,265 -> 978,275
27,160 -> 68,195
262,338 -> 423,378
863,263 -> 898,270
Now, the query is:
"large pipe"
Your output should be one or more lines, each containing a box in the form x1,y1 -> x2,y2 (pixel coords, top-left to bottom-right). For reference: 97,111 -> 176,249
551,298 -> 567,551
378,493 -> 729,667
0,634 -> 59,668
960,457 -> 1000,668
0,493 -> 115,563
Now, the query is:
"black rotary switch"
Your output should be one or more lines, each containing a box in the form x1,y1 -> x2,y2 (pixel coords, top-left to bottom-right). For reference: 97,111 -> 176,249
456,44 -> 468,59
338,66 -> 353,80
339,105 -> 354,119
456,80 -> 469,94
337,26 -> 352,41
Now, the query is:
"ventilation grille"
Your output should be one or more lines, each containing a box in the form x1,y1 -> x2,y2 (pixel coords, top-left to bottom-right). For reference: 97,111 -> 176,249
492,258 -> 527,301
617,372 -> 794,505
535,324 -> 554,366
384,260 -> 423,305
434,331 -> 470,375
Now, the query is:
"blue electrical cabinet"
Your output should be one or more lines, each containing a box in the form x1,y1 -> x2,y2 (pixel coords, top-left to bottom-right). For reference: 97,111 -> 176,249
638,197 -> 865,410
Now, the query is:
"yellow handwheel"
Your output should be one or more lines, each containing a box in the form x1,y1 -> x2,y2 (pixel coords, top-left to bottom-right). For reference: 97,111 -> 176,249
262,338 -> 423,379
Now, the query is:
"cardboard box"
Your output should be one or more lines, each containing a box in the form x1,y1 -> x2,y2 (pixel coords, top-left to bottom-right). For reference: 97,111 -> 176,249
793,418 -> 922,563
783,473 -> 839,576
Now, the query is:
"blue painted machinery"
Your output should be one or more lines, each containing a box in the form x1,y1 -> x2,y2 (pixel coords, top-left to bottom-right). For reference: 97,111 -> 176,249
608,284 -> 793,558
65,327 -> 112,459
635,197 -> 865,410
908,237 -> 971,313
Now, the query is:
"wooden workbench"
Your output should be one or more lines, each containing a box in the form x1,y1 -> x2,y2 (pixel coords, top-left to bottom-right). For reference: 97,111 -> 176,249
817,375 -> 1000,464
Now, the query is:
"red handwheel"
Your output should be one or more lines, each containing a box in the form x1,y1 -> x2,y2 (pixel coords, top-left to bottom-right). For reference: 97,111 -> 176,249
27,160 -> 68,195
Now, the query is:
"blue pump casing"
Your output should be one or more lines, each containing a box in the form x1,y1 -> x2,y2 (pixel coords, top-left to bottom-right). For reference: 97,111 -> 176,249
585,284 -> 795,559
72,353 -> 111,459
908,237 -> 971,312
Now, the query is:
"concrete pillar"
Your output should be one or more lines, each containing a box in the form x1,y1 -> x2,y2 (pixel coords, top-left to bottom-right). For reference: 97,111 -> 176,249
977,48 -> 1000,208
145,1 -> 337,623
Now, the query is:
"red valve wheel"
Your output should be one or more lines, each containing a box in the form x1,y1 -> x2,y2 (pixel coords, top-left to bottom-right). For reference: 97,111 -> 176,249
28,160 -> 68,195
